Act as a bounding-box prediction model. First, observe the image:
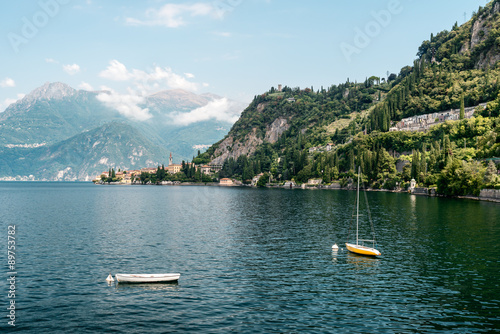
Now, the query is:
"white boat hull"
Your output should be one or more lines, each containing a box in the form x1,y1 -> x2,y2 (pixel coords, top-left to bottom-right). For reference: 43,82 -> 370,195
345,243 -> 381,257
115,273 -> 180,283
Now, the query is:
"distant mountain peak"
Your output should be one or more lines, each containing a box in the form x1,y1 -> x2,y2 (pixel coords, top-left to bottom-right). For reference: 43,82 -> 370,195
25,82 -> 76,102
146,89 -> 218,110
149,89 -> 198,99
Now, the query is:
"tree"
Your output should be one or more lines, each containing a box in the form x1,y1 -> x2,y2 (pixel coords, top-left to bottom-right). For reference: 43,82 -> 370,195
257,173 -> 269,188
242,165 -> 254,184
192,168 -> 201,182
411,150 -> 420,180
419,146 -> 427,183
437,159 -> 484,196
140,172 -> 150,184
442,135 -> 452,167
484,161 -> 499,185
460,94 -> 465,120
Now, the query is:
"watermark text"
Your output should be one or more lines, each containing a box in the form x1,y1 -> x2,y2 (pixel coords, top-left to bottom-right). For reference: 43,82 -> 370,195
6,225 -> 16,326
7,0 -> 71,54
340,0 -> 404,63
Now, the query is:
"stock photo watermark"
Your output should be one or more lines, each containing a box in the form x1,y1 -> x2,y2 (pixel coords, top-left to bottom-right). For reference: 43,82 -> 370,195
6,225 -> 16,327
7,0 -> 71,54
340,0 -> 404,63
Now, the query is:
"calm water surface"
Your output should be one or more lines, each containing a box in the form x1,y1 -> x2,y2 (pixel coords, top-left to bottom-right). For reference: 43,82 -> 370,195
0,182 -> 499,333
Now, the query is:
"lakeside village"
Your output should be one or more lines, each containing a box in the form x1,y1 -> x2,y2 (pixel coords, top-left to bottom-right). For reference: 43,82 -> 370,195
94,104 -> 500,201
94,152 -> 272,188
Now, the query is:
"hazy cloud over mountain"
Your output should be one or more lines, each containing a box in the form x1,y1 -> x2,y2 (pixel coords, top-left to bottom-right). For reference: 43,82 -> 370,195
97,88 -> 152,121
169,97 -> 241,126
97,60 -> 201,120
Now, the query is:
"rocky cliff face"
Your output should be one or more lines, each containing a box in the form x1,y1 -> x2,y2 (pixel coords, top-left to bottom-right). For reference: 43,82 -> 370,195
472,2 -> 500,68
431,1 -> 500,69
210,128 -> 263,165
210,117 -> 290,165
264,117 -> 290,143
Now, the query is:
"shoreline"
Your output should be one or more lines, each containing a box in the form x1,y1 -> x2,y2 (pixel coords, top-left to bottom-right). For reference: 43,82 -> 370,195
93,181 -> 500,203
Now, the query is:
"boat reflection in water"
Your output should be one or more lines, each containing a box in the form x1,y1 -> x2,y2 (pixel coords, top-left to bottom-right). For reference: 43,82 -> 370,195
346,252 -> 379,268
330,248 -> 379,268
115,282 -> 179,291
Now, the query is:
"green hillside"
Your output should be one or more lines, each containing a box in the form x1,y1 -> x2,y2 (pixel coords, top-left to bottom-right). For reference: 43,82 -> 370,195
200,0 -> 500,196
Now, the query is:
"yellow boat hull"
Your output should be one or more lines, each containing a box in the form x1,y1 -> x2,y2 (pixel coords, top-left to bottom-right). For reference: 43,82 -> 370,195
345,243 -> 381,257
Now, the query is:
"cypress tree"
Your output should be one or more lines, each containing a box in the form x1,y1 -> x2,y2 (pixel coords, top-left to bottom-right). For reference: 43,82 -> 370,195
442,135 -> 452,167
419,147 -> 427,183
460,94 -> 465,119
411,150 -> 419,179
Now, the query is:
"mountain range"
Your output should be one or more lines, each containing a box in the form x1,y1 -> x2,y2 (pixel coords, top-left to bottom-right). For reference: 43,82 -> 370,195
0,82 -> 245,180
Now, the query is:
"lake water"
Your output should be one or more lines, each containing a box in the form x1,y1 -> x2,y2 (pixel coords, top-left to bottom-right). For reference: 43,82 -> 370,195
1,182 -> 499,333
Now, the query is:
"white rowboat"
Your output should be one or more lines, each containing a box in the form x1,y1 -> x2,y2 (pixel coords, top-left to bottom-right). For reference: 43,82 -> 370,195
115,273 -> 180,283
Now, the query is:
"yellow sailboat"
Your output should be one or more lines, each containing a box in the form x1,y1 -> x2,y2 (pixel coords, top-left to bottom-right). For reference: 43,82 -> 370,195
345,167 -> 381,257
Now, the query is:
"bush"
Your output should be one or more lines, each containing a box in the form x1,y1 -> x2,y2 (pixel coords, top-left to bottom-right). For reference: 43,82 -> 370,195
383,178 -> 398,190
437,159 -> 484,196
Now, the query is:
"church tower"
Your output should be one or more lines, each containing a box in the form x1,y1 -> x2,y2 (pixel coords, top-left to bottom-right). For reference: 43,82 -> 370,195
169,152 -> 173,166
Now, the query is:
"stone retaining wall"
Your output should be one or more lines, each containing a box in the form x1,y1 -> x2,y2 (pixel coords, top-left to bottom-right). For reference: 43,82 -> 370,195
479,189 -> 500,200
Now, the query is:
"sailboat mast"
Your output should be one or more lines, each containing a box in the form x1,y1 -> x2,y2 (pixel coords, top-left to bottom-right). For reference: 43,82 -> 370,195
356,166 -> 360,245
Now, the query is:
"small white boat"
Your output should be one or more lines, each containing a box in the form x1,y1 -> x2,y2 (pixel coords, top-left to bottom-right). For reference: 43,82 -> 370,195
115,273 -> 180,283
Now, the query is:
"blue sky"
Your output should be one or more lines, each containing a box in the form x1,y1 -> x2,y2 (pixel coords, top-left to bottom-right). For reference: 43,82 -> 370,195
0,0 -> 491,116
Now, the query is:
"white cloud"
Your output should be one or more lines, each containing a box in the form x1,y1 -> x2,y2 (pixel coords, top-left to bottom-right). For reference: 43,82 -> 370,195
99,59 -> 198,92
45,58 -> 59,64
97,60 -> 203,121
63,64 -> 81,75
97,88 -> 152,121
78,81 -> 94,91
99,60 -> 131,81
0,77 -> 15,88
170,98 -> 240,126
126,2 -> 223,28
